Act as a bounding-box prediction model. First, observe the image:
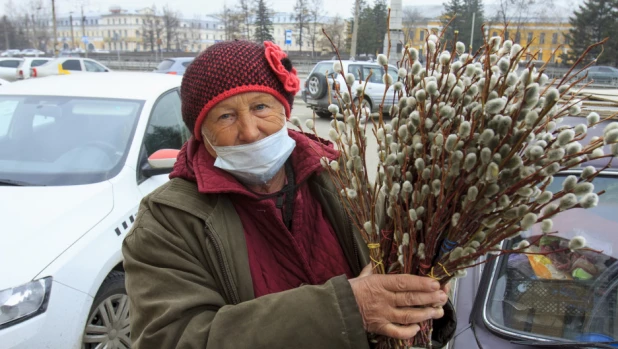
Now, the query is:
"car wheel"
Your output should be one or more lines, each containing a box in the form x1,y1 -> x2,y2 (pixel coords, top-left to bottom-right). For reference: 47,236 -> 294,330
307,72 -> 328,99
316,110 -> 333,119
82,271 -> 131,349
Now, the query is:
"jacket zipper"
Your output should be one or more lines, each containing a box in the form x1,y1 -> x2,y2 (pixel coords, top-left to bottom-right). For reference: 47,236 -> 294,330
203,225 -> 241,305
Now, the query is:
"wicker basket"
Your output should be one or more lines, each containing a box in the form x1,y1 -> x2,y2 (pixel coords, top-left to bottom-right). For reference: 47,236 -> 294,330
503,270 -> 592,338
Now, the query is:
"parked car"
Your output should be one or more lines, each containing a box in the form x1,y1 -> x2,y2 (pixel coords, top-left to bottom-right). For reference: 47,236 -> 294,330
154,57 -> 194,76
450,115 -> 618,348
0,49 -> 22,57
578,66 -> 618,86
0,58 -> 23,82
0,72 -> 186,348
16,57 -> 53,80
31,58 -> 111,78
301,60 -> 401,119
20,49 -> 45,57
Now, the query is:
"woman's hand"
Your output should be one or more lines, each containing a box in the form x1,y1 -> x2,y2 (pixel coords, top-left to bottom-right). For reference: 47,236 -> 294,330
349,264 -> 448,340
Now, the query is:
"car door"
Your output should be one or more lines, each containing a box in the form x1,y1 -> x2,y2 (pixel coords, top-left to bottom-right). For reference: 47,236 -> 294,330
383,66 -> 401,110
137,89 -> 189,197
361,64 -> 387,110
61,59 -> 83,74
0,59 -> 22,81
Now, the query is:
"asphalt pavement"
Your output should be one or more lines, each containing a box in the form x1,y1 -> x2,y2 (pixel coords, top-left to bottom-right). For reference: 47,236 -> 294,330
290,98 -> 381,183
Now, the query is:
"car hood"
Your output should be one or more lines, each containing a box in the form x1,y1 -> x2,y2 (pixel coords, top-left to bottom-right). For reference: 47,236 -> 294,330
0,181 -> 113,290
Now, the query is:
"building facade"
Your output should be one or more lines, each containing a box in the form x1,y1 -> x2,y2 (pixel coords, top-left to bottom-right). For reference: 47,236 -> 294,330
52,6 -> 225,53
400,5 -> 572,64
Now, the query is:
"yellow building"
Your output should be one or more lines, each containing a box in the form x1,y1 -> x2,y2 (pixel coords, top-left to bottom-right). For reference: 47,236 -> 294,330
486,19 -> 572,64
398,5 -> 572,64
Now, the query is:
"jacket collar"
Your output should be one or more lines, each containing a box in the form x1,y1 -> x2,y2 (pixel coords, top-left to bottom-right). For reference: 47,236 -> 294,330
170,130 -> 339,199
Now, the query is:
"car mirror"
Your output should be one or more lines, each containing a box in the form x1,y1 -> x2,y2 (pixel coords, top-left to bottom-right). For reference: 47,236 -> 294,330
142,149 -> 179,177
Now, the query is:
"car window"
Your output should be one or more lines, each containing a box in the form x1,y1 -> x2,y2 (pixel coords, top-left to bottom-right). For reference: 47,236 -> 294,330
0,60 -> 21,68
485,173 -> 618,342
0,95 -> 143,186
62,60 -> 82,71
347,64 -> 362,80
312,62 -> 336,77
387,67 -> 398,82
143,91 -> 188,157
84,60 -> 106,72
363,65 -> 383,83
181,61 -> 193,68
599,67 -> 612,73
156,60 -> 174,71
32,59 -> 50,67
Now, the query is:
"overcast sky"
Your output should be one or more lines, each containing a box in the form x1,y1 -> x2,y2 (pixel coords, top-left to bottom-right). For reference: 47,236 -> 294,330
1,0 -> 577,18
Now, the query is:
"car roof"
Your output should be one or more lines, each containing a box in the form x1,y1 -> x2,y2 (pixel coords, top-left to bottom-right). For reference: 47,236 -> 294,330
168,57 -> 194,62
0,72 -> 182,100
0,57 -> 23,61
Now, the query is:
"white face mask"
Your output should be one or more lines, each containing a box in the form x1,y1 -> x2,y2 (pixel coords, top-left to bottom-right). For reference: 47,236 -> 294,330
205,124 -> 296,186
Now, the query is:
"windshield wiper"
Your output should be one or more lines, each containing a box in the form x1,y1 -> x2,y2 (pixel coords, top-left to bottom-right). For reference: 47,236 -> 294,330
512,339 -> 618,348
0,179 -> 37,186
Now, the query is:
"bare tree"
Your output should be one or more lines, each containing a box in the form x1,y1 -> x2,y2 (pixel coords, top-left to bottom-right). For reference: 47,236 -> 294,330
320,14 -> 346,53
238,0 -> 253,40
294,0 -> 310,52
162,6 -> 180,51
307,0 -> 322,57
141,7 -> 163,53
402,6 -> 422,44
217,5 -> 243,40
491,0 -> 554,42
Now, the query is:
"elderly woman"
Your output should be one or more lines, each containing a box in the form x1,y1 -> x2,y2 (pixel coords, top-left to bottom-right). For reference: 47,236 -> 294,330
123,40 -> 455,349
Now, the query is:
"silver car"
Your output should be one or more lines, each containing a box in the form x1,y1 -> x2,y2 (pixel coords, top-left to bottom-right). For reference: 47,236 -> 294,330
301,60 -> 401,119
154,57 -> 194,76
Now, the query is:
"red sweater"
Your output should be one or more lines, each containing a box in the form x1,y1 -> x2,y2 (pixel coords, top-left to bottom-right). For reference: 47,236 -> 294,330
170,130 -> 353,297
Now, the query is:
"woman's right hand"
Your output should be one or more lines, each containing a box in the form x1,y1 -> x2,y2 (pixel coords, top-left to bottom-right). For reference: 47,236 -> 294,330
348,264 -> 448,340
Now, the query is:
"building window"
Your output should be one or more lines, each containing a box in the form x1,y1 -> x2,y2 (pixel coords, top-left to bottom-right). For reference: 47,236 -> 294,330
124,18 -> 127,24
540,33 -> 545,44
108,30 -> 111,37
527,32 -> 533,44
420,31 -> 424,41
125,30 -> 128,37
538,52 -> 543,60
492,31 -> 497,37
564,35 -> 570,45
136,19 -> 139,24
552,33 -> 558,44
515,32 -> 521,44
505,30 -> 509,40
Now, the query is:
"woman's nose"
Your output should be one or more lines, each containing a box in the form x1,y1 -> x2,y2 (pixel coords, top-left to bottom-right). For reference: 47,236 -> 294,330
237,112 -> 261,144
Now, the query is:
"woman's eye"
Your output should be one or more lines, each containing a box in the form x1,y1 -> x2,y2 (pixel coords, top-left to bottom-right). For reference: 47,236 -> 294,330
219,113 -> 231,120
255,104 -> 267,111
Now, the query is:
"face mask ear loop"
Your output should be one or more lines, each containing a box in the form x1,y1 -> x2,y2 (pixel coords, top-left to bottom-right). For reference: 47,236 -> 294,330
202,131 -> 217,150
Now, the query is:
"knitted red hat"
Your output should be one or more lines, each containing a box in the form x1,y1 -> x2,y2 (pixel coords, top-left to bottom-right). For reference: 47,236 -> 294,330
181,40 -> 300,140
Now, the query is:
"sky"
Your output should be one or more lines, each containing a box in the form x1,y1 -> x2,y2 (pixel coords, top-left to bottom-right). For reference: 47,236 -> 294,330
1,0 -> 576,18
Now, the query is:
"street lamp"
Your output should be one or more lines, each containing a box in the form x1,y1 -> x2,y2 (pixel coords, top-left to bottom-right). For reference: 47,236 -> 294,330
70,12 -> 75,51
52,0 -> 58,56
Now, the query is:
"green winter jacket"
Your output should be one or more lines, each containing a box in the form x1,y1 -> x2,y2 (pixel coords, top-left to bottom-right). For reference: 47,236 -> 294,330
122,173 -> 373,349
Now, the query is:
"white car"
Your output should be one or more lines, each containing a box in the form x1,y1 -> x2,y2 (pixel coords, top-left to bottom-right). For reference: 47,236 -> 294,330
0,58 -> 23,82
0,50 -> 21,57
31,58 -> 111,78
20,49 -> 45,57
0,72 -> 187,348
0,78 -> 9,86
16,57 -> 53,80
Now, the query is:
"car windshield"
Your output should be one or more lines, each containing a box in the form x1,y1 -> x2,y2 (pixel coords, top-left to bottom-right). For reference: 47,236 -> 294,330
0,95 -> 143,186
485,172 -> 618,343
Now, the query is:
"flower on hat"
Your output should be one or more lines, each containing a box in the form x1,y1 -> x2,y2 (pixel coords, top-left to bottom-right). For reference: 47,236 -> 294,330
264,41 -> 300,94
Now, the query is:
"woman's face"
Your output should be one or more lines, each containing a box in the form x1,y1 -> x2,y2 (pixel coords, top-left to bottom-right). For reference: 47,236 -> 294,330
200,92 -> 286,157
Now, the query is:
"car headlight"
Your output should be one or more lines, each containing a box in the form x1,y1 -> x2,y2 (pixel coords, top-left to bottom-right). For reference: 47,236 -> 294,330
0,277 -> 52,329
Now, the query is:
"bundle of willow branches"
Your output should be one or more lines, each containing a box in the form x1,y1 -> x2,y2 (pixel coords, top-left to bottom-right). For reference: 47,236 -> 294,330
293,26 -> 617,348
